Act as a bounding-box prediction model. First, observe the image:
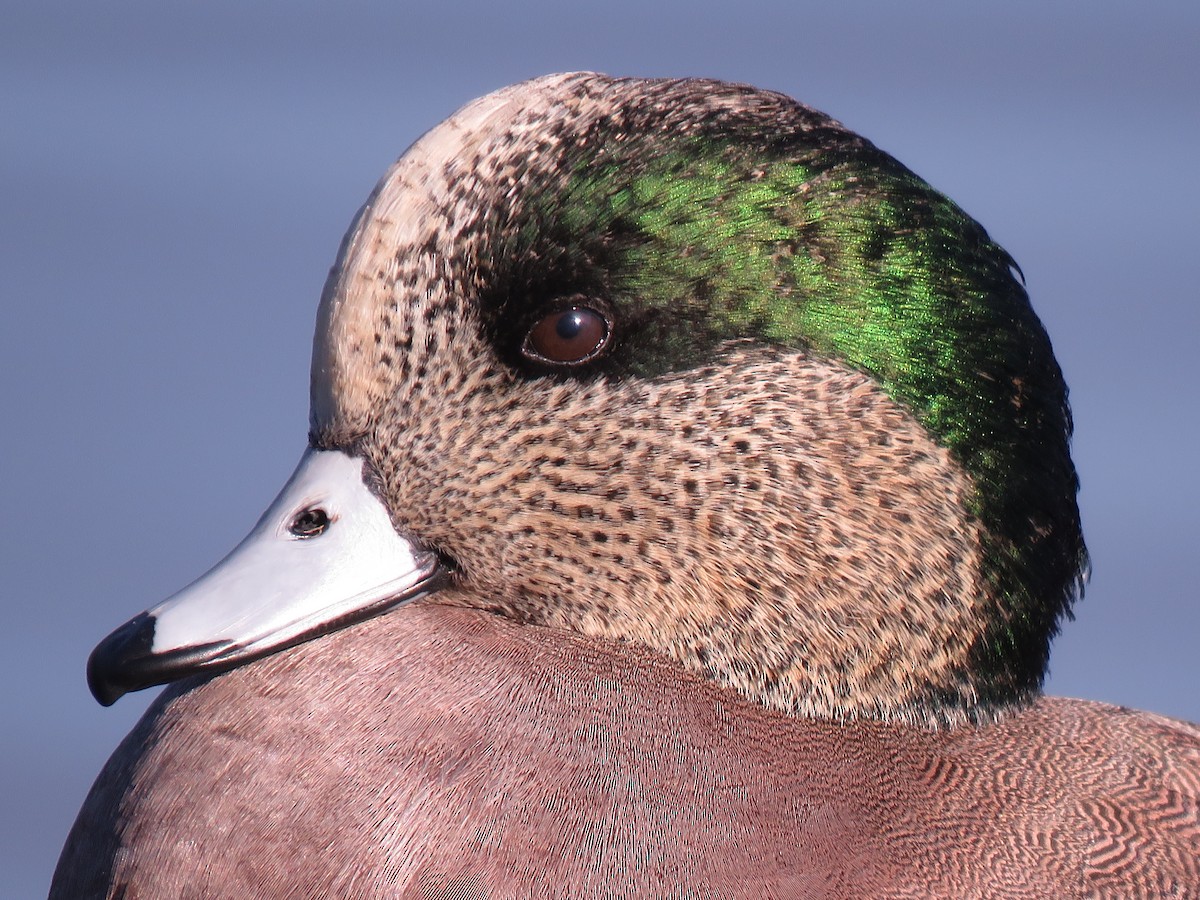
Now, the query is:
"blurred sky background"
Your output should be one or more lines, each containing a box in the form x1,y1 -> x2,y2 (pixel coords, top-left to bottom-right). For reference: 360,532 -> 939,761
3,1 -> 1198,893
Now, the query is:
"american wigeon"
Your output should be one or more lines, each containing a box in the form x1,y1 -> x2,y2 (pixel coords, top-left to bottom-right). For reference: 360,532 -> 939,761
53,74 -> 1200,898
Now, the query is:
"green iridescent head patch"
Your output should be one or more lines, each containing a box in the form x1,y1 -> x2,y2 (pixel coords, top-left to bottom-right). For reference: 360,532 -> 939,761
478,84 -> 1087,701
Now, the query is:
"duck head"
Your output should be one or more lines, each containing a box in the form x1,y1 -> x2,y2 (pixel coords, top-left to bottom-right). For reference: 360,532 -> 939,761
88,74 -> 1087,725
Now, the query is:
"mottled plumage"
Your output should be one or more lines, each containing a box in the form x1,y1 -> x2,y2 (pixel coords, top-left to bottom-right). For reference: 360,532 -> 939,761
53,74 -> 1197,898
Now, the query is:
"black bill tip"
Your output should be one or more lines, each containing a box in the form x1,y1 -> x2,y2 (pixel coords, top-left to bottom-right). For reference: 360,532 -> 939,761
86,612 -> 231,707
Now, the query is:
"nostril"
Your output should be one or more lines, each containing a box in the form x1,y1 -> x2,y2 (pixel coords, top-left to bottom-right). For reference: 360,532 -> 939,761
289,507 -> 331,538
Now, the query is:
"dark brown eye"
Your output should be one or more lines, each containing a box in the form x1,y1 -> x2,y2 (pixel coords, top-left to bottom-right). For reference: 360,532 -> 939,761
289,507 -> 330,538
522,307 -> 610,365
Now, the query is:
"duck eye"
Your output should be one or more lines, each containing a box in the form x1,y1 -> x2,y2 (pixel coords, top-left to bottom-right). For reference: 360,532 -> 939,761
288,507 -> 330,538
522,307 -> 610,365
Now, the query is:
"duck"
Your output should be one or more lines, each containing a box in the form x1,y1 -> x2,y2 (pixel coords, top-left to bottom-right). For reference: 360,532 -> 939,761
52,73 -> 1200,898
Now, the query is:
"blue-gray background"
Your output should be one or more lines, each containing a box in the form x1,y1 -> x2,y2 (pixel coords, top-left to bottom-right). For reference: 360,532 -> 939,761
4,2 -> 1197,893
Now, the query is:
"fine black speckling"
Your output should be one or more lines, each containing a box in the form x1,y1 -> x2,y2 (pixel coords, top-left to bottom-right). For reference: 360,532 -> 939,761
318,73 -> 1084,719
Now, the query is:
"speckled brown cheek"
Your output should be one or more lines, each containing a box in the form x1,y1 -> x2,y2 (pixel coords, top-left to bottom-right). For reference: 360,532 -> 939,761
355,343 -> 988,724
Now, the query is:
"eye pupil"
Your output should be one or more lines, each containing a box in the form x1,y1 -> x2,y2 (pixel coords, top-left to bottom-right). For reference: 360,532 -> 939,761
524,306 -> 610,365
556,311 -> 585,340
289,507 -> 330,538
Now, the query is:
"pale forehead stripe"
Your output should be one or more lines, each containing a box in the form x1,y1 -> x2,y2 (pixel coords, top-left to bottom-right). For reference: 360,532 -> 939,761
311,75 -> 596,434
